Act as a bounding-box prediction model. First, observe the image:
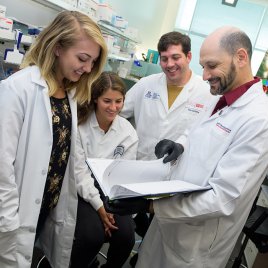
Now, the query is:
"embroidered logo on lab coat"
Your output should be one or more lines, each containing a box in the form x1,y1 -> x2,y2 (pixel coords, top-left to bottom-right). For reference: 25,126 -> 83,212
114,145 -> 125,158
144,91 -> 160,100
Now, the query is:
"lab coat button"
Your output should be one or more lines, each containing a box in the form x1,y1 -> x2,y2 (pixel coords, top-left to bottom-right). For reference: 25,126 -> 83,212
35,199 -> 41,204
25,255 -> 31,261
29,227 -> 35,233
41,169 -> 46,175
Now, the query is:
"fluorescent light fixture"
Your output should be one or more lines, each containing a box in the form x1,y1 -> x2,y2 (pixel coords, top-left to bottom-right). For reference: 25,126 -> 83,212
222,0 -> 238,7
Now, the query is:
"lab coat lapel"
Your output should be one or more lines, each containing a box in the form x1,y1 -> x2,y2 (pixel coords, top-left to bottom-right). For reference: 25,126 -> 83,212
30,67 -> 53,135
42,89 -> 53,135
204,96 -> 222,121
68,89 -> 78,149
158,74 -> 169,114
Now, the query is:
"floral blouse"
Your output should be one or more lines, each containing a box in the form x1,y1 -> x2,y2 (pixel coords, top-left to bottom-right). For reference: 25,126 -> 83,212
36,95 -> 72,236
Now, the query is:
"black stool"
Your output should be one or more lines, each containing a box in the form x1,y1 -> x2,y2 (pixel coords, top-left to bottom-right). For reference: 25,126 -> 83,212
232,205 -> 268,268
36,255 -> 51,268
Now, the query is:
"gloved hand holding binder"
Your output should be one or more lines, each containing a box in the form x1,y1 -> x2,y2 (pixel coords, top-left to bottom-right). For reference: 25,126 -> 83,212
155,139 -> 184,163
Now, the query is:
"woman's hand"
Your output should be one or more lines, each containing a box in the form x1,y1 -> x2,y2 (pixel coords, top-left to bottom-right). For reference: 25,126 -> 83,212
97,206 -> 118,237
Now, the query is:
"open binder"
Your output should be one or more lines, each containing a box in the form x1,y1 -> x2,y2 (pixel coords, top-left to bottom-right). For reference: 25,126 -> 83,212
86,158 -> 211,200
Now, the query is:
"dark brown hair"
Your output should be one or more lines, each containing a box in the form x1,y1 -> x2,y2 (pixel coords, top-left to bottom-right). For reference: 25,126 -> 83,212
78,71 -> 126,125
157,31 -> 191,57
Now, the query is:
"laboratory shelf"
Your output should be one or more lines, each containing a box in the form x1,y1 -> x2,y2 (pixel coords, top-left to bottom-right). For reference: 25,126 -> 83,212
98,21 -> 140,44
32,0 -> 77,12
107,53 -> 131,62
1,0 -> 140,64
33,1 -> 140,43
0,30 -> 33,45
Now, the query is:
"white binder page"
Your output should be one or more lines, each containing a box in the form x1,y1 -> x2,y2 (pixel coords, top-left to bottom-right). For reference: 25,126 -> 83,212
86,158 -> 211,200
102,158 -> 171,194
86,158 -> 113,195
110,180 -> 212,200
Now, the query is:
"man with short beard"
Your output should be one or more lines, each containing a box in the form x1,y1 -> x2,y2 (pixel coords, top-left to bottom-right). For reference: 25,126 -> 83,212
106,26 -> 268,268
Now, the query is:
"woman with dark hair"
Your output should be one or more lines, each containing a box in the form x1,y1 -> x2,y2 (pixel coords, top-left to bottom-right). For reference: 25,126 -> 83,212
71,72 -> 138,268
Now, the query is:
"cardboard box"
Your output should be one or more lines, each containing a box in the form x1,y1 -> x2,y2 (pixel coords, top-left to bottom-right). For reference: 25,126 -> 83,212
111,45 -> 120,55
113,16 -> 128,29
0,17 -> 13,32
97,3 -> 113,23
62,0 -> 77,8
0,5 -> 6,18
77,0 -> 99,20
124,27 -> 139,40
102,33 -> 114,50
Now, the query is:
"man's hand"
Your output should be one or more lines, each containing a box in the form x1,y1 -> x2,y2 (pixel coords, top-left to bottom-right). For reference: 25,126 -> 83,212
155,139 -> 184,163
104,197 -> 151,216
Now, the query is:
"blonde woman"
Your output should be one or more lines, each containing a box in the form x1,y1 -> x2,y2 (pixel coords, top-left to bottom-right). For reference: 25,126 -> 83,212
0,10 -> 107,268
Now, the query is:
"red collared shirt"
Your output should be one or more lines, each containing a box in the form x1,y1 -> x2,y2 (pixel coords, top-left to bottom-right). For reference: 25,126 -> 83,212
211,77 -> 260,115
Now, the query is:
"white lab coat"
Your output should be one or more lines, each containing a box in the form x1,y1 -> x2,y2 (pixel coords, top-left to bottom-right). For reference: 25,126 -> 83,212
0,66 -> 78,268
121,72 -> 215,160
136,81 -> 268,268
75,111 -> 138,209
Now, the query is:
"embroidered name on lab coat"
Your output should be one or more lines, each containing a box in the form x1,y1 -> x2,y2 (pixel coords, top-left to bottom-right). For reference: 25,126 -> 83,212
144,90 -> 160,100
216,122 -> 231,134
185,102 -> 205,113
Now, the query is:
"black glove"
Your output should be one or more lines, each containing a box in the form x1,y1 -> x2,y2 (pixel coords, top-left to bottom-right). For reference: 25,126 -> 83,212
104,197 -> 151,216
155,139 -> 184,163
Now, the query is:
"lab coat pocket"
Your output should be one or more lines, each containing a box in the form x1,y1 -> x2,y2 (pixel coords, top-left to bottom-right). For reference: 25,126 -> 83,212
212,122 -> 232,138
160,222 -> 207,262
180,104 -> 202,130
185,124 -> 229,181
204,124 -> 231,168
0,229 -> 18,263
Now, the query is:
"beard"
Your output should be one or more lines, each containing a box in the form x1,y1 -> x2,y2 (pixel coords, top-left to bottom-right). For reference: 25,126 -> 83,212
209,62 -> 237,95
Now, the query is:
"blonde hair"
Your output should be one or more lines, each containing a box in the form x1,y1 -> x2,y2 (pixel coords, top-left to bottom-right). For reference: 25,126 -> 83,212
21,10 -> 108,105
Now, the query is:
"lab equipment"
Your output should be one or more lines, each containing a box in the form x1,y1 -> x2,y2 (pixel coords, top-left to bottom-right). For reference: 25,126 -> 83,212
4,29 -> 24,65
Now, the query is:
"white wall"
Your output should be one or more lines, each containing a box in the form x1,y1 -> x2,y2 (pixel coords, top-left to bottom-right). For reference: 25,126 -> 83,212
0,0 -> 58,26
108,0 -> 181,55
